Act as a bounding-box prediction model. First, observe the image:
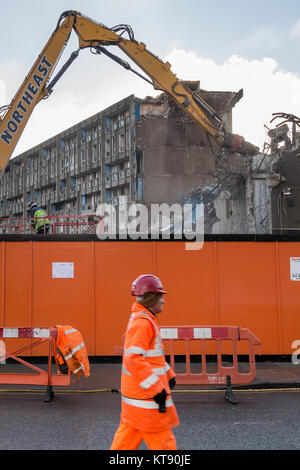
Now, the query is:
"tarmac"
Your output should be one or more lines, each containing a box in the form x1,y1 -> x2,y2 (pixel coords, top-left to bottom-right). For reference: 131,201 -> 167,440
1,359 -> 300,451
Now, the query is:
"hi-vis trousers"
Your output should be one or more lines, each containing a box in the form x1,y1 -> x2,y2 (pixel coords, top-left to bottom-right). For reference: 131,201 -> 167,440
110,422 -> 177,450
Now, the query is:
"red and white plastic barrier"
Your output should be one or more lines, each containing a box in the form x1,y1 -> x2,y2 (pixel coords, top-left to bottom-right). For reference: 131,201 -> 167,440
0,327 -> 57,339
0,326 -> 68,401
160,327 -> 229,340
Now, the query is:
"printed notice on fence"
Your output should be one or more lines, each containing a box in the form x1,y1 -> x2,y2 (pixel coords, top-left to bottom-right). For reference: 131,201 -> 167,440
52,262 -> 74,279
290,257 -> 300,281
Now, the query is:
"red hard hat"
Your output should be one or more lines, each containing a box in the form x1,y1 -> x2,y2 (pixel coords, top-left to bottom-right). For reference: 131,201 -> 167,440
131,274 -> 167,296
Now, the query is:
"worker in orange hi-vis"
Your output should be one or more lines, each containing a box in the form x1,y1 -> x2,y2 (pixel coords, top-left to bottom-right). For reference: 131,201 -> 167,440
110,274 -> 179,450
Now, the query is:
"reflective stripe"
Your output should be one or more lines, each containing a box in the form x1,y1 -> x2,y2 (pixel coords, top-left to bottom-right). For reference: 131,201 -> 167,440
122,396 -> 174,410
165,363 -> 171,372
145,348 -> 164,357
139,373 -> 159,390
65,329 -> 77,335
122,364 -> 166,378
65,342 -> 84,360
73,363 -> 85,374
124,346 -> 163,357
125,346 -> 146,357
153,366 -> 166,376
122,364 -> 132,376
126,311 -> 164,358
140,311 -> 164,356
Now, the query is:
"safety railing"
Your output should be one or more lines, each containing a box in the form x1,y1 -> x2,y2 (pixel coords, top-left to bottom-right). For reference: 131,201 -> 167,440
0,214 -> 101,235
0,327 -> 70,402
160,325 -> 262,404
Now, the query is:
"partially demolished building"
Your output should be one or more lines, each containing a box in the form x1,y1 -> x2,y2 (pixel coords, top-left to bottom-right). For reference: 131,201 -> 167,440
0,82 -> 299,235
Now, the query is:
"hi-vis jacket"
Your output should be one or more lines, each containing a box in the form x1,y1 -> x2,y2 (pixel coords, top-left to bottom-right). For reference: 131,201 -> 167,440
120,302 -> 179,432
32,208 -> 50,232
54,325 -> 90,378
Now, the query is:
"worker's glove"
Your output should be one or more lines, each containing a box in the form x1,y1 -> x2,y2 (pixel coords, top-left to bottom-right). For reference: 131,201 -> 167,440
153,388 -> 167,413
169,377 -> 176,390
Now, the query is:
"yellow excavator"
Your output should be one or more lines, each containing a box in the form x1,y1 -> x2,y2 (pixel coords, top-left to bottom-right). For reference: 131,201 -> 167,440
0,10 -> 257,171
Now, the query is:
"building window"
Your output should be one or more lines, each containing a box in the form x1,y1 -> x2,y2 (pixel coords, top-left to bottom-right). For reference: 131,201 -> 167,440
105,117 -> 110,134
81,129 -> 87,144
105,140 -> 110,157
93,145 -> 97,162
111,136 -> 115,156
119,133 -> 125,152
136,150 -> 143,174
137,177 -> 143,200
126,130 -> 131,149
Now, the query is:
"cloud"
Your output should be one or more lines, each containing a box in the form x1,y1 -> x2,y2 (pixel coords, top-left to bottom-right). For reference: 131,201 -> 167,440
290,18 -> 300,39
237,26 -> 282,51
0,80 -> 5,107
164,48 -> 300,151
3,46 -> 300,157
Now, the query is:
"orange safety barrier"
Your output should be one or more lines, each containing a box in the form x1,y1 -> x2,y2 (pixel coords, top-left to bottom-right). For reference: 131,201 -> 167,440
114,324 -> 262,404
160,325 -> 262,404
0,327 -> 70,402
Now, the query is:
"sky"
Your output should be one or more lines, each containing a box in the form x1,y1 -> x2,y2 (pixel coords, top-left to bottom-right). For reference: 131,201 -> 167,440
1,0 -> 300,157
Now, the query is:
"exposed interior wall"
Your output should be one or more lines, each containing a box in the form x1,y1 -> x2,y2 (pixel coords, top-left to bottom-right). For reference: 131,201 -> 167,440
135,84 -> 259,234
263,117 -> 300,234
271,147 -> 300,233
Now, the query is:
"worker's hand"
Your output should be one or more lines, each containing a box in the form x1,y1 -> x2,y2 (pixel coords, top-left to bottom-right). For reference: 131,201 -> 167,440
169,377 -> 176,390
153,389 -> 167,413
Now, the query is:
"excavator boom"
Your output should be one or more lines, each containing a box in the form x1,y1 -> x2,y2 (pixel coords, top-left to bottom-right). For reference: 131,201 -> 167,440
0,13 -> 76,170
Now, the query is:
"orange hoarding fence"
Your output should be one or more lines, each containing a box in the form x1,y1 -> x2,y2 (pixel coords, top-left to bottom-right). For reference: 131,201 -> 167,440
1,239 -> 300,355
0,326 -> 70,402
160,325 -> 262,404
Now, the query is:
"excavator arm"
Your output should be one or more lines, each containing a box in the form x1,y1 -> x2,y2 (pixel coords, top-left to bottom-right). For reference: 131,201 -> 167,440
0,10 -> 257,171
0,13 -> 77,170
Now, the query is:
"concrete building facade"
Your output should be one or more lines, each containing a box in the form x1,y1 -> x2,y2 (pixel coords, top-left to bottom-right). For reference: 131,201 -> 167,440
0,95 -> 136,219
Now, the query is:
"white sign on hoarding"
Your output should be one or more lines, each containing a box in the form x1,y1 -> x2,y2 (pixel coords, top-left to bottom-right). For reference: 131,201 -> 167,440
52,262 -> 74,279
290,257 -> 300,281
